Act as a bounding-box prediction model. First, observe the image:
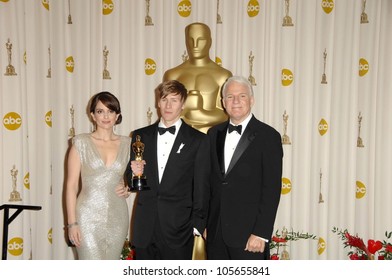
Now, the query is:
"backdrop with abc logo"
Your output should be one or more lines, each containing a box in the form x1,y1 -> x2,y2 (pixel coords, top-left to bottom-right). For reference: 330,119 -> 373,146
0,0 -> 391,260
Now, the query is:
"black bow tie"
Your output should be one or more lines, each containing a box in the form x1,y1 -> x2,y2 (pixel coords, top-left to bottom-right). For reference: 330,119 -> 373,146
158,126 -> 176,135
228,124 -> 242,135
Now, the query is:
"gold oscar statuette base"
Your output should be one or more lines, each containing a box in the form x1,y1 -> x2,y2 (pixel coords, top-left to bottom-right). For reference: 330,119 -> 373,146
103,70 -> 111,80
360,13 -> 369,24
282,16 -> 294,27
319,193 -> 324,203
217,14 -> 222,24
5,65 -> 17,76
9,190 -> 22,202
321,74 -> 327,84
145,16 -> 154,26
248,75 -> 257,86
357,137 -> 364,148
282,135 -> 291,145
69,127 -> 75,137
281,249 -> 290,260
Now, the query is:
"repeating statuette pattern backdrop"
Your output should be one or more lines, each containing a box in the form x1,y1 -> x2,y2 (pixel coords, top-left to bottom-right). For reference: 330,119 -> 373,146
0,0 -> 391,260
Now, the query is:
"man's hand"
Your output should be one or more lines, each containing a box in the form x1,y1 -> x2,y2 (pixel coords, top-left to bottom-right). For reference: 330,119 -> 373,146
244,234 -> 265,253
131,160 -> 146,176
203,229 -> 207,240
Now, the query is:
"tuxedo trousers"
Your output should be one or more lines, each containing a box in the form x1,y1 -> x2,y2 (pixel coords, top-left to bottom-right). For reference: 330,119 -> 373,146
134,216 -> 193,260
207,220 -> 270,260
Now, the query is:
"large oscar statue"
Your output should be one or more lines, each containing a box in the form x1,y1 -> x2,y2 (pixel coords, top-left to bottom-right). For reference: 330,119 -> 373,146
163,22 -> 232,133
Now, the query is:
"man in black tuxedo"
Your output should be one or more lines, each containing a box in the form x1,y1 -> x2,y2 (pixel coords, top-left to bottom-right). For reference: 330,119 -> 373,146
125,80 -> 210,260
205,76 -> 283,260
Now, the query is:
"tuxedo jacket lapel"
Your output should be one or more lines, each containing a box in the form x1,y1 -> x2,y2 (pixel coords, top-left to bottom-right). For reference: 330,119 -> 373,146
159,120 -> 190,185
226,118 -> 257,176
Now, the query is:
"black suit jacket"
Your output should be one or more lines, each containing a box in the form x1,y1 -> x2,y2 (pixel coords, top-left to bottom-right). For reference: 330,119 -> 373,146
125,119 -> 210,249
206,115 -> 283,249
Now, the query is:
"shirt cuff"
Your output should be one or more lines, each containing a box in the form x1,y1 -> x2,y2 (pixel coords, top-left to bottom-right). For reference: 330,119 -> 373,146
256,236 -> 269,242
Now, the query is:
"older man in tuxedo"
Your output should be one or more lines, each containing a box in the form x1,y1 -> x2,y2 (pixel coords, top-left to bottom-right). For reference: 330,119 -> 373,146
205,75 -> 283,260
125,80 -> 210,260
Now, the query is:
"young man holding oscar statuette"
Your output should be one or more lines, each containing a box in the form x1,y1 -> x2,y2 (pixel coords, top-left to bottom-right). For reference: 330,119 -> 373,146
124,80 -> 210,260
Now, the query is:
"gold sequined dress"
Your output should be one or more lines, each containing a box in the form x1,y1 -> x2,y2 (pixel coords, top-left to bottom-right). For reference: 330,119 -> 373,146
73,133 -> 130,259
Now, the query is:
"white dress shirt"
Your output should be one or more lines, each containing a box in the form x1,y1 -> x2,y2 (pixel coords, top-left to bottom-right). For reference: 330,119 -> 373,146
157,119 -> 182,183
224,113 -> 252,172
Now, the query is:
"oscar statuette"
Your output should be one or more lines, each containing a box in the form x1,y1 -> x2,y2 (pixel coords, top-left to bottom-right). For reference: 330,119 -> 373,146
360,0 -> 369,24
67,0 -> 73,24
248,51 -> 257,86
145,0 -> 154,26
282,110 -> 291,145
103,46 -> 111,80
216,0 -> 222,24
129,135 -> 150,192
47,46 -> 51,78
9,165 -> 22,202
321,49 -> 328,84
282,0 -> 294,27
5,38 -> 17,76
357,112 -> 364,148
68,105 -> 75,137
319,169 -> 324,203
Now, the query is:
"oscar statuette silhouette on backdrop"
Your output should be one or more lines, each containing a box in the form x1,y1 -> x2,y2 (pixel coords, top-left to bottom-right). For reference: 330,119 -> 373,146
163,22 -> 232,134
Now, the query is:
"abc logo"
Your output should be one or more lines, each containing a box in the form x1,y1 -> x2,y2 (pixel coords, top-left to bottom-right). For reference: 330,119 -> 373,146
41,0 -> 49,11
317,237 -> 326,255
247,0 -> 260,17
178,0 -> 192,17
45,111 -> 52,127
103,0 -> 114,15
359,58 -> 369,77
3,112 -> 22,131
8,237 -> 23,256
281,177 -> 292,195
321,0 -> 334,14
281,68 -> 294,86
356,180 -> 366,199
215,56 -> 223,66
144,58 -> 157,75
48,228 -> 53,244
318,118 -> 328,136
24,172 -> 30,189
65,56 -> 74,73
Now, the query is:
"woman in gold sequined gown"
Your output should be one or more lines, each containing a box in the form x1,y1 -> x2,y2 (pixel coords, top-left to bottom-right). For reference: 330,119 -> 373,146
65,92 -> 131,259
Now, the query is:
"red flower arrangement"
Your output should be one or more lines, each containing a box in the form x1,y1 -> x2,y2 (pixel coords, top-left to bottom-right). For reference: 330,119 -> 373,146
120,238 -> 135,260
332,227 -> 392,260
270,227 -> 317,260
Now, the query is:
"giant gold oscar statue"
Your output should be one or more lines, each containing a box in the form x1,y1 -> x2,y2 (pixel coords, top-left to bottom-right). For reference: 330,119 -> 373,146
163,22 -> 232,134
